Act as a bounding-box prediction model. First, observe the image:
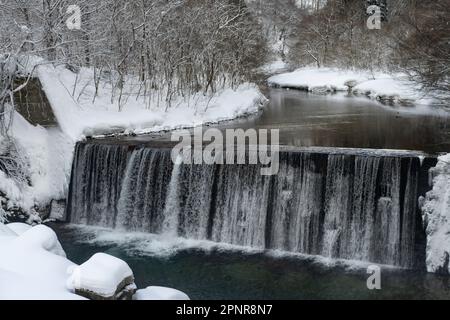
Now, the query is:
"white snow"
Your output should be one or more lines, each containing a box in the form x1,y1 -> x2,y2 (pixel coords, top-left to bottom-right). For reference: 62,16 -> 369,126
0,223 -> 18,238
5,222 -> 32,235
268,67 -> 436,105
422,154 -> 450,273
0,223 -> 84,300
0,111 -> 73,219
37,65 -> 267,141
353,78 -> 433,105
66,253 -> 134,298
1,223 -> 190,300
268,67 -> 372,91
133,286 -> 190,300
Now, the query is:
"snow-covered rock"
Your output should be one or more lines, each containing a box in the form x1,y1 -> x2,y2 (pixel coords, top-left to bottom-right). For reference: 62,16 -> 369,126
133,286 -> 190,301
422,154 -> 450,273
66,253 -> 136,300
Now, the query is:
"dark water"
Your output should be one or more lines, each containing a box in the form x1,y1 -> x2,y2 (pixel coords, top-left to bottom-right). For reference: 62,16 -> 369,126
112,89 -> 450,154
51,224 -> 450,300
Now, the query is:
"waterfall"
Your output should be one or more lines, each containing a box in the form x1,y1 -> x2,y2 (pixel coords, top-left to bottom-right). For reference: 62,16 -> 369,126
67,142 -> 436,269
161,155 -> 182,237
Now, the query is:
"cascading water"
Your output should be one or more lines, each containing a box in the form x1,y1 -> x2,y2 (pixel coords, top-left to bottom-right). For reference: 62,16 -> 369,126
67,142 -> 437,269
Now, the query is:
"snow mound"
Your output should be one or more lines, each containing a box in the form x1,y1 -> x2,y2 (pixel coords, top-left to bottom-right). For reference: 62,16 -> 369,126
17,224 -> 66,258
67,253 -> 134,298
422,154 -> 450,273
133,286 -> 190,300
0,223 -> 82,300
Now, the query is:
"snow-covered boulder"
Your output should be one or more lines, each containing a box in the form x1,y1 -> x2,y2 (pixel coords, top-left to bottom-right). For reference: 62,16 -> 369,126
422,154 -> 450,273
133,286 -> 190,301
67,253 -> 136,300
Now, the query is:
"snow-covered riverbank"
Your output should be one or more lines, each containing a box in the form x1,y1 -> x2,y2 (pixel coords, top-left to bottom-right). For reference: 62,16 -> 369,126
268,68 -> 436,106
38,65 -> 268,141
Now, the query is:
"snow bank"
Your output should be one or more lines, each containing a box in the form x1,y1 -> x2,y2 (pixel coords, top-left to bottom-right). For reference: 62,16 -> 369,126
133,286 -> 190,300
37,65 -> 267,141
353,78 -> 433,105
0,223 -> 83,299
268,67 -> 436,106
0,111 -> 73,219
422,154 -> 450,273
268,67 -> 372,91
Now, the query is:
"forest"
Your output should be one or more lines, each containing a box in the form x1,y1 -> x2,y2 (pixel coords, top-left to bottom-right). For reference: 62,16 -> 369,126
0,0 -> 449,124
